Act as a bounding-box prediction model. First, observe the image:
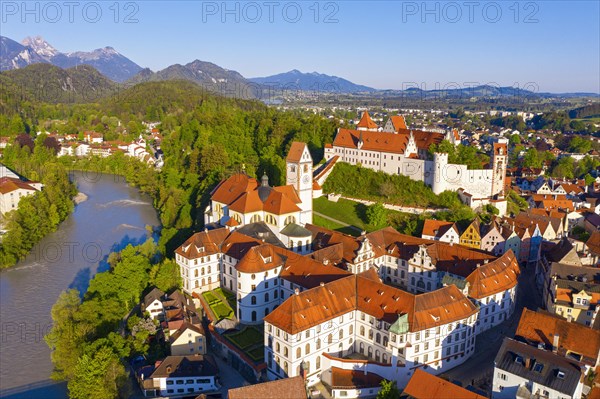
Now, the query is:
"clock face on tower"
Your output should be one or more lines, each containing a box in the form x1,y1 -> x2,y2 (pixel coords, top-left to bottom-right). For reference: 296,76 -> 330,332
302,175 -> 310,185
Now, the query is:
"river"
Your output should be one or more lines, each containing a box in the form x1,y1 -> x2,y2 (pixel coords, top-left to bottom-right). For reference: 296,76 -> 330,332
0,172 -> 160,399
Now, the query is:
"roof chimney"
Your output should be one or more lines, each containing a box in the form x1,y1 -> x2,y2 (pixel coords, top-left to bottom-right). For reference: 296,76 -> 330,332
552,334 -> 559,353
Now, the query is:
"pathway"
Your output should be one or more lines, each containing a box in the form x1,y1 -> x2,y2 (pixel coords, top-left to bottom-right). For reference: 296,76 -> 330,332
313,211 -> 363,233
338,195 -> 447,215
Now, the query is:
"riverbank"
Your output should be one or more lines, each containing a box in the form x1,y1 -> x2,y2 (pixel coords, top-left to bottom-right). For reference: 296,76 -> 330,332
0,172 -> 160,397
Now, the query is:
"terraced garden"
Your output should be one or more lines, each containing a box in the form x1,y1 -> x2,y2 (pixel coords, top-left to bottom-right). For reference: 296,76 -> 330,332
224,326 -> 264,363
202,289 -> 235,321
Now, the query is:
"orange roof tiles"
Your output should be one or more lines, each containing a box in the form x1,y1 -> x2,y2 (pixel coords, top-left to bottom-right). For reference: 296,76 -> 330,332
587,231 -> 600,255
422,219 -> 455,238
330,367 -> 384,389
515,308 -> 600,364
264,273 -> 477,334
334,128 -> 408,154
228,376 -> 307,399
175,228 -> 230,258
356,111 -> 378,129
0,177 -> 39,194
211,173 -> 302,216
389,115 -> 407,131
403,369 -> 487,399
465,250 -> 520,299
286,142 -> 308,163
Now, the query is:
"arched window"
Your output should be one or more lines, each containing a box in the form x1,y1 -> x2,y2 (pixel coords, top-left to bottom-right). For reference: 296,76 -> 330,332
383,353 -> 388,363
284,215 -> 296,225
303,164 -> 308,173
369,329 -> 373,340
349,325 -> 353,335
376,333 -> 381,344
201,278 -> 205,286
359,342 -> 365,354
284,361 -> 288,375
265,308 -> 269,316
328,334 -> 333,344
265,293 -> 269,302
411,277 -> 416,285
305,343 -> 310,355
251,214 -> 262,223
383,337 -> 388,347
208,276 -> 211,284
284,347 -> 288,356
194,280 -> 199,288
232,213 -> 242,224
339,329 -> 344,340
360,326 -> 365,336
251,296 -> 256,305
401,270 -> 405,278
251,311 -> 257,321
296,348 -> 301,359
276,342 -> 280,352
375,350 -> 380,362
194,269 -> 198,277
304,361 -> 310,374
201,267 -> 205,275
417,280 -> 425,289
368,347 -> 373,357
207,265 -> 211,274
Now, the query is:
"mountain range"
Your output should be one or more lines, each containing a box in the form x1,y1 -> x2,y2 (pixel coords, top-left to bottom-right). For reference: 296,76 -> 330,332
1,36 -> 142,82
1,35 -> 597,99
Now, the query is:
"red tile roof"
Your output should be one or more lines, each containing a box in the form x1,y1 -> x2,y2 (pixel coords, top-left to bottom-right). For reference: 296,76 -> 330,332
286,142 -> 308,163
228,376 -> 306,399
403,369 -> 487,399
356,111 -> 378,129
389,115 -> 407,131
0,177 -> 39,194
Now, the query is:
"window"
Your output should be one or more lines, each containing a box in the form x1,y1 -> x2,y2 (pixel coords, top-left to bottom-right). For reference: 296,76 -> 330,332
251,296 -> 256,305
533,363 -> 544,373
252,311 -> 257,322
265,293 -> 269,302
296,348 -> 301,359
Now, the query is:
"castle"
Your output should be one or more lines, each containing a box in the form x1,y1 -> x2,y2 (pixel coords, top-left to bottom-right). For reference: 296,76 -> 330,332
177,141 -> 520,394
324,112 -> 507,213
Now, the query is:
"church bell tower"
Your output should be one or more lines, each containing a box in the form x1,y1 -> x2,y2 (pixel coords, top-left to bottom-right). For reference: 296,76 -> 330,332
286,142 -> 313,225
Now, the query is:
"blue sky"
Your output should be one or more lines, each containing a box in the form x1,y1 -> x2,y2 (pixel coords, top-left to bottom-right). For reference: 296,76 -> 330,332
3,1 -> 599,92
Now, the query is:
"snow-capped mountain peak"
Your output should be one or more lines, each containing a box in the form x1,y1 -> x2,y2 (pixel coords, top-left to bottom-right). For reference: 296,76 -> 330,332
21,36 -> 58,58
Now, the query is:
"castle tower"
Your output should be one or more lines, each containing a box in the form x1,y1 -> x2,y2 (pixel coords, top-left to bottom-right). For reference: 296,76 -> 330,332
286,142 -> 313,225
431,152 -> 448,195
491,143 -> 507,197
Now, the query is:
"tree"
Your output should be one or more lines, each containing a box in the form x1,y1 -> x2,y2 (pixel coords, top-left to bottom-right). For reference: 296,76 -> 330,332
366,203 -> 387,229
584,173 -> 596,185
377,380 -> 400,399
509,134 -> 521,145
378,181 -> 397,199
522,148 -> 542,168
68,346 -> 128,399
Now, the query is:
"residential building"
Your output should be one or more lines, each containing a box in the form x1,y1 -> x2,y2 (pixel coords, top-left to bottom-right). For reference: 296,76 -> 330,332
480,220 -> 505,255
543,262 -> 600,326
420,220 -> 459,244
460,219 -> 481,249
492,337 -> 585,399
0,165 -> 44,214
515,308 -> 600,371
169,322 -> 206,356
138,355 -> 219,397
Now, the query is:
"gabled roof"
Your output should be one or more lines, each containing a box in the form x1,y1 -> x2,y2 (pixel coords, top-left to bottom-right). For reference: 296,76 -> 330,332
389,115 -> 407,131
149,355 -> 218,379
169,322 -> 205,344
494,338 -> 583,396
515,308 -> 600,365
422,219 -> 456,238
356,111 -> 378,129
286,142 -> 309,163
228,376 -> 306,399
587,231 -> 600,255
403,369 -> 487,399
142,287 -> 165,310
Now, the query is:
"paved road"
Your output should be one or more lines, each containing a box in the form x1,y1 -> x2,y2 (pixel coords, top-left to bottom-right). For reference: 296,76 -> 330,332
313,211 -> 363,233
212,351 -> 251,398
441,262 -> 543,392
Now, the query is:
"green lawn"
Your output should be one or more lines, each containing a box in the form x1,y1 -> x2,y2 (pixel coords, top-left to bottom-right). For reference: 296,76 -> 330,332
313,197 -> 367,229
313,214 -> 361,237
226,327 -> 263,350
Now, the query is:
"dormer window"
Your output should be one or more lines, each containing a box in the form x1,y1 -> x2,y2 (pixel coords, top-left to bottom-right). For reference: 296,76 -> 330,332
557,370 -> 565,379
